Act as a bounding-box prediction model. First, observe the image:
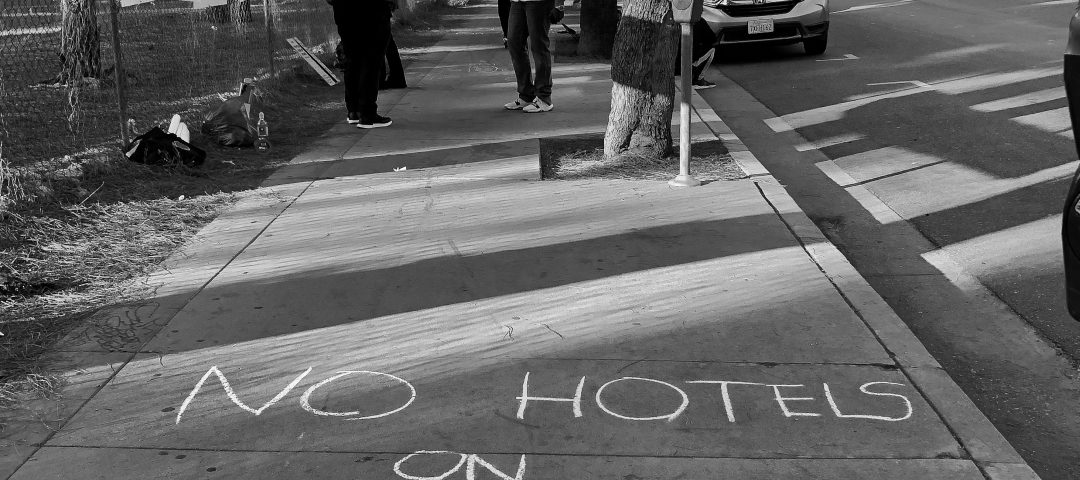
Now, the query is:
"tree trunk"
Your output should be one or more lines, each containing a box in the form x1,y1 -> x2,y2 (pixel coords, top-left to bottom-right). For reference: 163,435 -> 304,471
59,0 -> 102,82
208,0 -> 253,24
603,0 -> 677,159
578,0 -> 619,58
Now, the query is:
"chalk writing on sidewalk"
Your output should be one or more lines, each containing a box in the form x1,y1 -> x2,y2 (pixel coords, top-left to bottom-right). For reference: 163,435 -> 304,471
394,451 -> 526,480
176,368 -> 915,424
174,367 -> 917,479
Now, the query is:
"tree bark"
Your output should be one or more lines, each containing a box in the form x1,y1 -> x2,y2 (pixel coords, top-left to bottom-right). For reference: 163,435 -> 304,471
578,0 -> 619,58
208,0 -> 253,24
59,0 -> 102,82
603,0 -> 677,159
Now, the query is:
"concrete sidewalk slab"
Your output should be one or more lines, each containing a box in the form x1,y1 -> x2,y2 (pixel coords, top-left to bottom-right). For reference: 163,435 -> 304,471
14,449 -> 987,480
2,1 -> 1040,479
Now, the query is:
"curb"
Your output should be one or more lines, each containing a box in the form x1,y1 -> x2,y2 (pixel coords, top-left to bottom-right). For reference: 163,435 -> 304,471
687,89 -> 1041,480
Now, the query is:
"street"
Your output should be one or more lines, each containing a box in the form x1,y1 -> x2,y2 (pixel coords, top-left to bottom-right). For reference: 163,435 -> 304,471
701,0 -> 1080,478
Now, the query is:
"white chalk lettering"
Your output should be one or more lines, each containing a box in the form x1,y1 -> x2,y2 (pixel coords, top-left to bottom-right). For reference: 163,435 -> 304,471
823,382 -> 913,421
393,451 -> 469,480
685,380 -> 767,423
595,377 -> 689,422
516,372 -> 585,420
769,384 -> 821,418
175,366 -> 312,424
466,454 -> 527,480
299,370 -> 417,419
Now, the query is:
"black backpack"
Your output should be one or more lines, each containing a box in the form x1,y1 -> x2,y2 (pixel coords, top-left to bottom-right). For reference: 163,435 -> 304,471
123,127 -> 206,168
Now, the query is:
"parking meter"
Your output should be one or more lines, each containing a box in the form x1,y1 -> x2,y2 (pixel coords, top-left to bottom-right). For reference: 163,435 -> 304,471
670,0 -> 702,23
668,0 -> 703,187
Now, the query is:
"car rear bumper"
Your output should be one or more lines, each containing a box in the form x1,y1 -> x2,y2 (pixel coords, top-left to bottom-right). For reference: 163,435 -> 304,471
702,0 -> 829,46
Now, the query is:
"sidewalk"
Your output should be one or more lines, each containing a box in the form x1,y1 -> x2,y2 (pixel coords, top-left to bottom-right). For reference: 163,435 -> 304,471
1,3 -> 1039,479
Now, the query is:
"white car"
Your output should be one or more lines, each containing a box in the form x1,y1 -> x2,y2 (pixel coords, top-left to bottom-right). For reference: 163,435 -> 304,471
700,0 -> 830,55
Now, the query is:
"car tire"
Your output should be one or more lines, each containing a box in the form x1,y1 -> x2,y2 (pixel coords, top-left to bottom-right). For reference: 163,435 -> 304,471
804,33 -> 828,55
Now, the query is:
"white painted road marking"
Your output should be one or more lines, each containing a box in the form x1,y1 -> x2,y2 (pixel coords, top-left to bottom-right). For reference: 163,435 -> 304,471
816,54 -> 860,62
766,81 -> 933,132
796,133 -> 868,151
833,0 -> 915,14
971,87 -> 1066,112
1011,106 -> 1072,133
1024,0 -> 1076,7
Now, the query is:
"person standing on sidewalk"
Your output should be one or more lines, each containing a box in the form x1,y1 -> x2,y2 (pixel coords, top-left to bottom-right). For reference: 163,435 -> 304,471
675,19 -> 717,89
329,0 -> 394,128
503,0 -> 555,113
498,0 -> 511,48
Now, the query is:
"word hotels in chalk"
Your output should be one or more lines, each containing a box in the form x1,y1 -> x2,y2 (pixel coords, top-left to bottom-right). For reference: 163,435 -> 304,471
174,367 -> 916,479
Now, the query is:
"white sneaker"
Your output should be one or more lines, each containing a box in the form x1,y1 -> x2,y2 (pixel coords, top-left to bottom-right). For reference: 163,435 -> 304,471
504,98 -> 530,110
523,98 -> 553,113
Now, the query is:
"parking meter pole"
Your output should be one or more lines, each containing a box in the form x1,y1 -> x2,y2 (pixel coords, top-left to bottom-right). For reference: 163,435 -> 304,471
669,22 -> 701,187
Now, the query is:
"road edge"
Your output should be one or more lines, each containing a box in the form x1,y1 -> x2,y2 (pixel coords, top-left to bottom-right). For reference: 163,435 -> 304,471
688,89 -> 1041,479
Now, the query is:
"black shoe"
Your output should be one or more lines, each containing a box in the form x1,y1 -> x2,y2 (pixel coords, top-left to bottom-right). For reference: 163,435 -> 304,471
692,78 -> 716,89
346,112 -> 360,124
358,115 -> 392,129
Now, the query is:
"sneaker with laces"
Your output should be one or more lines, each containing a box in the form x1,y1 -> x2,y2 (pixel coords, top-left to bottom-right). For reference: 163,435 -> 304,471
346,112 -> 360,124
523,98 -> 553,113
504,98 -> 531,110
358,114 -> 392,129
692,78 -> 716,90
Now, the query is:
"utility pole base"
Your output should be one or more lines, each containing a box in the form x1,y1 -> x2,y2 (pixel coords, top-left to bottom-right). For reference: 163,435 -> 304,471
668,174 -> 701,187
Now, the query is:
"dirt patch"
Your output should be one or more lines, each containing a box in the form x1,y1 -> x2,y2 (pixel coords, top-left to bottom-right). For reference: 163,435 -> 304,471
539,133 -> 747,182
0,4 -> 462,409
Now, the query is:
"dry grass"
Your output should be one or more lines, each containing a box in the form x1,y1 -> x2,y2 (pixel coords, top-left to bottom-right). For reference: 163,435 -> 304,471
540,134 -> 747,183
0,1 -> 468,410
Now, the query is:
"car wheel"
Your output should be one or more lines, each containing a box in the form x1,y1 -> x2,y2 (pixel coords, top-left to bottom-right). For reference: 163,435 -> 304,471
804,33 -> 828,55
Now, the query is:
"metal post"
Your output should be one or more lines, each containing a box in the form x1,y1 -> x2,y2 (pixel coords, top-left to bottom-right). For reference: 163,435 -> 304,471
668,22 -> 700,187
264,0 -> 276,77
108,0 -> 129,145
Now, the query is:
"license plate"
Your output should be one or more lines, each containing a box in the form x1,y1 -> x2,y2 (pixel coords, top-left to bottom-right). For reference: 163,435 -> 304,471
747,19 -> 774,34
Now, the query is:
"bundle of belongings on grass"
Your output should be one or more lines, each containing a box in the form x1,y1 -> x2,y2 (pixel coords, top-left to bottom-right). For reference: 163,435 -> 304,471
201,97 -> 260,147
201,79 -> 263,147
124,115 -> 206,167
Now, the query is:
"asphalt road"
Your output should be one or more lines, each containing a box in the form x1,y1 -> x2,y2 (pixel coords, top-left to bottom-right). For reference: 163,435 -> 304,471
699,0 -> 1080,478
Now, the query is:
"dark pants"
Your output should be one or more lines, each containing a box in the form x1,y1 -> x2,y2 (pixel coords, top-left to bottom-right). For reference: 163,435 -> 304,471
380,34 -> 406,89
498,0 -> 510,37
334,2 -> 392,118
675,19 -> 717,80
507,0 -> 554,103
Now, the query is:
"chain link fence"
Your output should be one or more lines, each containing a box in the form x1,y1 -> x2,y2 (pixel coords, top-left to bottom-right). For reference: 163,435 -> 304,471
0,0 -> 337,173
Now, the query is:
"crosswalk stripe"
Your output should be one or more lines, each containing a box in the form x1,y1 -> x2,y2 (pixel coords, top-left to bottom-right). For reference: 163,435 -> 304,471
971,87 -> 1066,112
933,66 -> 1061,95
1011,106 -> 1071,133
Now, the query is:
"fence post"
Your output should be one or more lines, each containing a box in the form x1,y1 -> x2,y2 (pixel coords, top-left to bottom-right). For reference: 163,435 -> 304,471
264,0 -> 276,77
107,0 -> 129,145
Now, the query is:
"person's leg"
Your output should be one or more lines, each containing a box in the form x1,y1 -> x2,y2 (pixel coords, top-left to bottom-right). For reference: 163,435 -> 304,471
506,1 -> 535,104
357,9 -> 393,121
383,33 -> 407,88
524,0 -> 554,107
498,0 -> 511,41
691,19 -> 716,82
339,31 -> 363,119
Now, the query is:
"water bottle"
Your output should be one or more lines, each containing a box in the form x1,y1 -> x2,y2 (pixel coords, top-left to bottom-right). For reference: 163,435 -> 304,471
255,112 -> 270,152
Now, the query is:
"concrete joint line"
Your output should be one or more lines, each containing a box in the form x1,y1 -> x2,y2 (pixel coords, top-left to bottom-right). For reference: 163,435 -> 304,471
751,181 -> 1030,474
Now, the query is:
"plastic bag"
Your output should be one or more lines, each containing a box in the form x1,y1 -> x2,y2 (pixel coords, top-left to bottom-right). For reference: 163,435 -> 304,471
201,97 -> 258,147
124,126 -> 206,167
